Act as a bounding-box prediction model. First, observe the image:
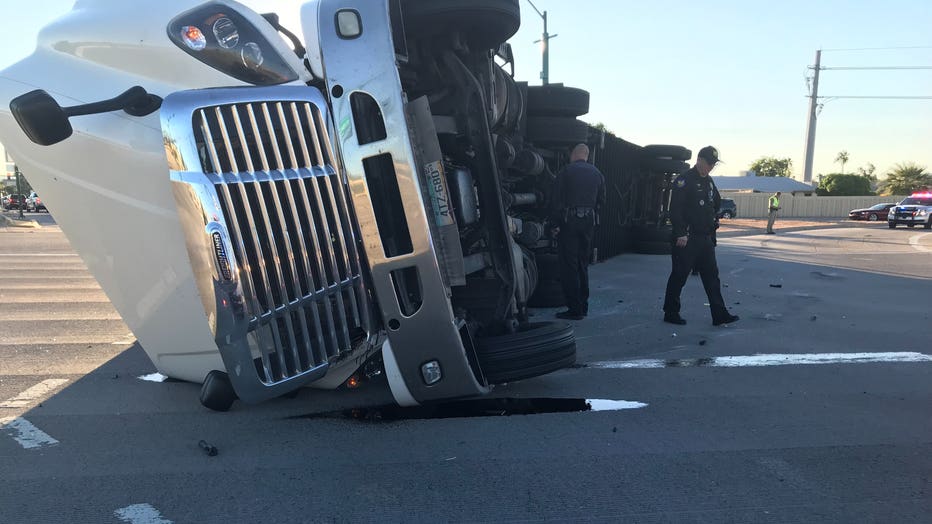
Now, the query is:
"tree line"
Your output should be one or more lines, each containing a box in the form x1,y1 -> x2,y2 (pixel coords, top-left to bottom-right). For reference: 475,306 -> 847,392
749,152 -> 931,196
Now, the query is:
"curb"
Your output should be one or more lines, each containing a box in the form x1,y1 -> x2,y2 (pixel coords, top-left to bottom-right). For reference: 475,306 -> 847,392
0,213 -> 41,229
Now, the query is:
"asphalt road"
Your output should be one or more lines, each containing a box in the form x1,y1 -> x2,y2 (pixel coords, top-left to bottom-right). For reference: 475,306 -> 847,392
1,214 -> 930,523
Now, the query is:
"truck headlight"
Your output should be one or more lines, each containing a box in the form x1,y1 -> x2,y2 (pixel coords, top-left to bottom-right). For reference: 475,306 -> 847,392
168,5 -> 298,85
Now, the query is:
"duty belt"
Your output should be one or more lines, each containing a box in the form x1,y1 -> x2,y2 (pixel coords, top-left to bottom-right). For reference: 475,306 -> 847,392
567,206 -> 595,218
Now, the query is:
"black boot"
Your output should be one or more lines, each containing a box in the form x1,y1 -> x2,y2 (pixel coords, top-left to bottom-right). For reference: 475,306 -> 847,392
713,313 -> 740,326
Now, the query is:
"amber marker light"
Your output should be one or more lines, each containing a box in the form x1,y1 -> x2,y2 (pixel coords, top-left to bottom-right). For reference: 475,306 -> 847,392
181,25 -> 207,51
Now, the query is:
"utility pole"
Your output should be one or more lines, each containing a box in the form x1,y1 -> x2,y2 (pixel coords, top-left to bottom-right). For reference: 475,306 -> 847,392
802,50 -> 821,185
527,0 -> 557,85
15,165 -> 24,219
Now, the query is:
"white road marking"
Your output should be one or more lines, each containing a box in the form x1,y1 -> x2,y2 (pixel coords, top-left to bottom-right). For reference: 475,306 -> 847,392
0,253 -> 80,257
0,379 -> 69,408
591,352 -> 932,369
0,417 -> 60,449
587,399 -> 648,411
0,334 -> 133,346
114,504 -> 173,524
908,234 -> 932,253
138,373 -> 167,383
112,335 -> 138,345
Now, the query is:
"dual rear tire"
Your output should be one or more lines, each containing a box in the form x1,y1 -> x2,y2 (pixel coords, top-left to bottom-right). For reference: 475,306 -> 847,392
402,0 -> 521,48
477,322 -> 576,384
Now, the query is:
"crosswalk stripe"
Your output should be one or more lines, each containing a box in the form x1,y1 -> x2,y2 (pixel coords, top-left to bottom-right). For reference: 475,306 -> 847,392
591,352 -> 932,369
0,417 -> 60,449
0,379 -> 69,408
114,504 -> 173,524
0,335 -> 134,346
0,253 -> 81,259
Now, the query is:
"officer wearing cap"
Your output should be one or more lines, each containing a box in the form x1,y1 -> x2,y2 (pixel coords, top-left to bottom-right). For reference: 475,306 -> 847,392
551,143 -> 605,320
662,146 -> 739,326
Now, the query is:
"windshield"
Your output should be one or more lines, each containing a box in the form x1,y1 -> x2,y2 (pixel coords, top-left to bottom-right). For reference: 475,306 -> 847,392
899,198 -> 932,206
869,204 -> 891,210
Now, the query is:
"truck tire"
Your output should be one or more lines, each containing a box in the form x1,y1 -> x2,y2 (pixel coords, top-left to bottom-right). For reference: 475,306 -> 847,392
528,253 -> 563,308
402,0 -> 520,48
528,279 -> 564,308
526,84 -> 590,117
642,144 -> 692,161
642,157 -> 688,174
633,240 -> 672,255
476,321 -> 576,384
526,117 -> 589,146
533,252 -> 559,280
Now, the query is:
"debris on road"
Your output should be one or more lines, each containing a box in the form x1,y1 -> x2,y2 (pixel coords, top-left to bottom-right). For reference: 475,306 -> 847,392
198,440 -> 218,457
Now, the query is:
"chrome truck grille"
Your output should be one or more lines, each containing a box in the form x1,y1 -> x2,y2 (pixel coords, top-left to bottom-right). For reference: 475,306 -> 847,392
161,87 -> 374,402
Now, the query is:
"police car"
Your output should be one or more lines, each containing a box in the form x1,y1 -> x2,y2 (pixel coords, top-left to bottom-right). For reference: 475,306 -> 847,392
887,192 -> 932,229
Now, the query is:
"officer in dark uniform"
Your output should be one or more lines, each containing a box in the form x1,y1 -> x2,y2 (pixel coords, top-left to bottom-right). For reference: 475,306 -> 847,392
551,143 -> 605,320
662,146 -> 739,326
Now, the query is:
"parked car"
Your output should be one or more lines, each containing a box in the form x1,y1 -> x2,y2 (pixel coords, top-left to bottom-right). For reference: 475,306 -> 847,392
2,194 -> 26,210
717,198 -> 737,219
26,191 -> 47,212
848,203 -> 894,221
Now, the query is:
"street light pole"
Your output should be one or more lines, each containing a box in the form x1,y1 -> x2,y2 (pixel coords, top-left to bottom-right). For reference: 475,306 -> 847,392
527,0 -> 557,85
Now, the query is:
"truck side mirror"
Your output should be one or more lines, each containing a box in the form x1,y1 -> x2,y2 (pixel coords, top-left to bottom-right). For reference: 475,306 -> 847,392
10,90 -> 73,146
10,86 -> 162,146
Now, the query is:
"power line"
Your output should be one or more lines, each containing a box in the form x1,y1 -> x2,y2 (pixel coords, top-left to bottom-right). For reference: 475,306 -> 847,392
819,66 -> 932,71
821,46 -> 932,52
818,95 -> 932,100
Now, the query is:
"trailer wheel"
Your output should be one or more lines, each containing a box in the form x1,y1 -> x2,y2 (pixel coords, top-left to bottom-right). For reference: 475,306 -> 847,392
642,157 -> 688,174
476,321 -> 576,384
635,225 -> 673,243
402,0 -> 520,48
526,84 -> 590,117
633,240 -> 672,255
526,117 -> 589,146
642,144 -> 692,161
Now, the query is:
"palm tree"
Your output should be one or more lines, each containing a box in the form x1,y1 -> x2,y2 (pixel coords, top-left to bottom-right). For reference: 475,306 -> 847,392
835,151 -> 849,174
879,163 -> 931,196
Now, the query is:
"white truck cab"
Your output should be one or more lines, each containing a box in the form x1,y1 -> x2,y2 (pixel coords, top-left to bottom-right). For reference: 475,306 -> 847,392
1,0 -> 584,410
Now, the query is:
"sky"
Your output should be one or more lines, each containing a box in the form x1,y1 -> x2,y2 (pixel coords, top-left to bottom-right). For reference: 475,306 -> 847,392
1,0 -> 929,181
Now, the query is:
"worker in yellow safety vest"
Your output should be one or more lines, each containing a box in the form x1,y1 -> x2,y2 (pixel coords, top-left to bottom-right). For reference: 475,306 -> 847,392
766,192 -> 781,234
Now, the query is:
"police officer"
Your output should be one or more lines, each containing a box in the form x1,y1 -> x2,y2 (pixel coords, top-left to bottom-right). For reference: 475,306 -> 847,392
662,146 -> 739,326
551,143 -> 605,320
766,191 -> 781,234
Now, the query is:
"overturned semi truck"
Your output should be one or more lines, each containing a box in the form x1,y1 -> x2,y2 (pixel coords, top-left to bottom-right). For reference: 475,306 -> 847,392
0,0 -> 689,410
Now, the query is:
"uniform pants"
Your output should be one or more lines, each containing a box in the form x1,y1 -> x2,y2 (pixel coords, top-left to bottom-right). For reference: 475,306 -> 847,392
767,210 -> 778,232
558,214 -> 595,315
663,235 -> 729,320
